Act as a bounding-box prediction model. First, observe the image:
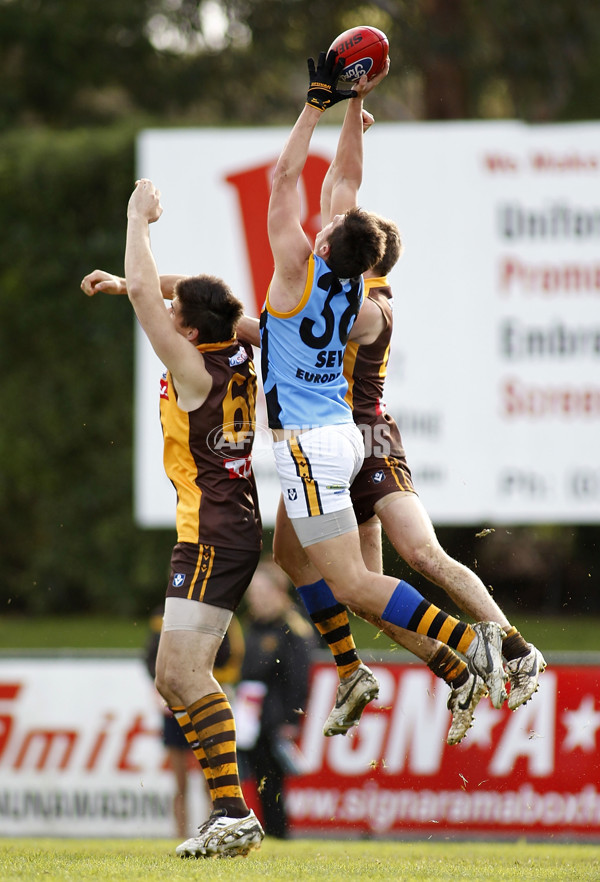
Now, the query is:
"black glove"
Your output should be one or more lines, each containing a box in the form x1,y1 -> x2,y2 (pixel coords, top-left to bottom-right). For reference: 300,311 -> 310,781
306,51 -> 357,112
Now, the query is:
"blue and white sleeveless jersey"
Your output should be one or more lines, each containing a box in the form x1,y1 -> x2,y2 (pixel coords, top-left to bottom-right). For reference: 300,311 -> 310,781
260,254 -> 363,430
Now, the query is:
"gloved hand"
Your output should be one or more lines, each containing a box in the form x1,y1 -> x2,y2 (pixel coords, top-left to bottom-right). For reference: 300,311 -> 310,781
306,51 -> 357,112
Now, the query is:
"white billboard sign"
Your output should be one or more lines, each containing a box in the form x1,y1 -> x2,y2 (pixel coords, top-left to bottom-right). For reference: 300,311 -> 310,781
0,657 -> 209,837
134,121 -> 600,527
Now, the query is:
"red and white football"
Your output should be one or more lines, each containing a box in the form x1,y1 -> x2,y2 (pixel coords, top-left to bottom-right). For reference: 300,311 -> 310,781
328,25 -> 389,83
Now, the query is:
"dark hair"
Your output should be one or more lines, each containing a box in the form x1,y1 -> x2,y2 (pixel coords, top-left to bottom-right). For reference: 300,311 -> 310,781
325,208 -> 385,279
371,217 -> 403,276
173,274 -> 243,343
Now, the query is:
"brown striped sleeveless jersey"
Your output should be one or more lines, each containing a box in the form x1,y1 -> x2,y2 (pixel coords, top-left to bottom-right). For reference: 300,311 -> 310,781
343,277 -> 405,458
159,337 -> 262,550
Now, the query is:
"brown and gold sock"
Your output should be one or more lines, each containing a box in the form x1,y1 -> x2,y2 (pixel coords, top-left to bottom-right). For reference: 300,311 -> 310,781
172,706 -> 214,799
297,580 -> 361,681
501,626 -> 530,661
186,692 -> 247,817
310,604 -> 361,681
427,645 -> 470,688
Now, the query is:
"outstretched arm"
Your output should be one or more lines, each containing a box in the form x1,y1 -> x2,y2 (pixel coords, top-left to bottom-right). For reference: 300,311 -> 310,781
81,270 -> 185,300
81,267 -> 261,348
81,269 -> 127,296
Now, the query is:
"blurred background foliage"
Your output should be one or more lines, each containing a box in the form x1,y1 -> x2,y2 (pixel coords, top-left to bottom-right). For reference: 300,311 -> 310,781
2,0 -> 600,126
1,0 -> 599,624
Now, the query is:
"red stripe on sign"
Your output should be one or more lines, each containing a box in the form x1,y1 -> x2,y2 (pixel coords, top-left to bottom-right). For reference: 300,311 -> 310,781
0,684 -> 21,700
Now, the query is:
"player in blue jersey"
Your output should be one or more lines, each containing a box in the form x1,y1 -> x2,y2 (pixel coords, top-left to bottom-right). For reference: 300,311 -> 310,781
263,50 -> 509,717
272,103 -> 544,745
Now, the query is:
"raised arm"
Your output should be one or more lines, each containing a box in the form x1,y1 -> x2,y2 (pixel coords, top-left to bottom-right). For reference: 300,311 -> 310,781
322,96 -> 365,224
348,294 -> 386,344
320,60 -> 390,225
267,51 -> 357,313
124,179 -> 212,407
236,315 -> 260,346
267,104 -> 322,311
320,107 -> 375,224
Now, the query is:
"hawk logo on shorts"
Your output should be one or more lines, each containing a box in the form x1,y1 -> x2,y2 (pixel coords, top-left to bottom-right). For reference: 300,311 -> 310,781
287,488 -> 298,501
173,573 -> 186,588
372,470 -> 385,484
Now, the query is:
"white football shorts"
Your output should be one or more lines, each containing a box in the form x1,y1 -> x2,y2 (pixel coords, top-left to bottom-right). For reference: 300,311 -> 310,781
272,422 -> 365,520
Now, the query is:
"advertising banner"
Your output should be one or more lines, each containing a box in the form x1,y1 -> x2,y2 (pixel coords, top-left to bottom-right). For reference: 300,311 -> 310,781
0,657 -> 208,838
134,121 -> 600,528
289,661 -> 600,839
1,656 -> 598,839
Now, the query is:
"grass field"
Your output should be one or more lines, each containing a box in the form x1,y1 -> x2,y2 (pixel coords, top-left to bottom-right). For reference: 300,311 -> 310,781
2,613 -> 600,654
2,621 -> 599,880
1,838 -> 599,882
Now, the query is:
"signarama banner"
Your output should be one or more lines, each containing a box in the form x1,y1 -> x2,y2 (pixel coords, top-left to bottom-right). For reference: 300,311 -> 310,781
0,656 -> 598,839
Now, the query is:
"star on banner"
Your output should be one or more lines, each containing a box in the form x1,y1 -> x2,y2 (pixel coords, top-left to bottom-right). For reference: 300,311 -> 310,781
459,697 -> 503,749
562,695 -> 600,753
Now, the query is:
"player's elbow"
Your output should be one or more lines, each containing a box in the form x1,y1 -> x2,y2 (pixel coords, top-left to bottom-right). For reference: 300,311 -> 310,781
271,161 -> 297,197
125,277 -> 145,303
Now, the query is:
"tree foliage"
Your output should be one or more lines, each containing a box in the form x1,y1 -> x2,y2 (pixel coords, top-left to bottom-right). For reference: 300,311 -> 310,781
1,1 -> 599,616
0,125 -> 174,615
1,0 -> 599,126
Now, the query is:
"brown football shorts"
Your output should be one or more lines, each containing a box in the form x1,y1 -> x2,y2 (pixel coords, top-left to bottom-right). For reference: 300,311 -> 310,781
350,452 -> 416,525
166,542 -> 261,611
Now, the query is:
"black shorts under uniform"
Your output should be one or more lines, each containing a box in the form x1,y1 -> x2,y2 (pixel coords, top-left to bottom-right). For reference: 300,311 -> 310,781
162,711 -> 189,749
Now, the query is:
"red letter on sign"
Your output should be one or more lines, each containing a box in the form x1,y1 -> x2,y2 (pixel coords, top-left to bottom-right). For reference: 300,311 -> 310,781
0,683 -> 21,763
225,154 -> 330,317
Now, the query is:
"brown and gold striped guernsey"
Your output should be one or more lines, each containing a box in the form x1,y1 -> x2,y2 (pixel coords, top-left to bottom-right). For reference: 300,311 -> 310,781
159,337 -> 261,550
343,277 -> 405,458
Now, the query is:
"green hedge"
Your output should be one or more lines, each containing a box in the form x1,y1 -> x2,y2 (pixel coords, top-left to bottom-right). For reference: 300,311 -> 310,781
0,124 -> 174,615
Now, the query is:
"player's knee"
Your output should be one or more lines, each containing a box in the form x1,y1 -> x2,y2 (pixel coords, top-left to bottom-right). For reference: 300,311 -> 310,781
325,577 -> 361,608
273,539 -> 313,586
272,542 -> 292,578
155,663 -> 179,705
154,670 -> 169,701
405,541 -> 446,578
